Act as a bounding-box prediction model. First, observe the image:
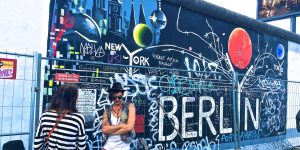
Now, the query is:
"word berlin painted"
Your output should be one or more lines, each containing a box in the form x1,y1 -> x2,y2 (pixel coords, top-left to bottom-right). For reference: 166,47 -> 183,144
158,96 -> 258,141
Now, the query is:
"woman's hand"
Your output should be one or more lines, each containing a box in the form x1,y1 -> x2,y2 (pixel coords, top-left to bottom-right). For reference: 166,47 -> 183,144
118,123 -> 127,126
111,103 -> 136,135
102,111 -> 127,134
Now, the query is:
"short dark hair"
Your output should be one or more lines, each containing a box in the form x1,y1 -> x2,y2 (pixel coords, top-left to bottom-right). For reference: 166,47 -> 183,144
50,83 -> 78,113
108,91 -> 124,101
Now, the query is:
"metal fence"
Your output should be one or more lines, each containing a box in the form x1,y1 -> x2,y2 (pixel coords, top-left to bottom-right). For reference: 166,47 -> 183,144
1,51 -> 300,150
286,81 -> 300,147
41,57 -> 236,150
0,51 -> 41,150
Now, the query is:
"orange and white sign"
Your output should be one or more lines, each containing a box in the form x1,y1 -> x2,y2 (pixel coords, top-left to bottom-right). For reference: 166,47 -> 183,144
55,73 -> 79,82
0,58 -> 17,79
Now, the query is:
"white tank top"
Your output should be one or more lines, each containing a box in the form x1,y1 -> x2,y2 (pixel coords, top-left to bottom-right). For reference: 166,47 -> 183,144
103,115 -> 130,150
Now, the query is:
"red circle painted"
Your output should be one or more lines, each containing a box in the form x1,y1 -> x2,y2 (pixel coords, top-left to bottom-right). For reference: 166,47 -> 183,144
64,14 -> 75,29
228,28 -> 252,69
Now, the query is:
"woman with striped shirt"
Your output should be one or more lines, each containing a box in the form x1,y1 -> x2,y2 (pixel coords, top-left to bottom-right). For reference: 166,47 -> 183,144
34,84 -> 86,150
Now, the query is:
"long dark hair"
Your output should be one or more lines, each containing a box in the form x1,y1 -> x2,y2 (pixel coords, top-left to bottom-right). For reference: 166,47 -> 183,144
50,83 -> 78,113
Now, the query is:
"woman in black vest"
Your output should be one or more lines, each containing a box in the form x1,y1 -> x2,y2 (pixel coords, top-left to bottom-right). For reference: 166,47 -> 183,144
102,82 -> 136,150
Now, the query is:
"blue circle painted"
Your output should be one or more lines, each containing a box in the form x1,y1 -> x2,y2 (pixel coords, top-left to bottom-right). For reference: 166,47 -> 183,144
276,44 -> 285,60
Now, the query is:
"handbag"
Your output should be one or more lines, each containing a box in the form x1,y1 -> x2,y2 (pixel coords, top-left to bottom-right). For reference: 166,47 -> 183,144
42,112 -> 66,149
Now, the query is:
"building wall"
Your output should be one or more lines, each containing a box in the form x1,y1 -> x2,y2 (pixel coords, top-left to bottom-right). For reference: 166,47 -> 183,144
42,0 -> 292,149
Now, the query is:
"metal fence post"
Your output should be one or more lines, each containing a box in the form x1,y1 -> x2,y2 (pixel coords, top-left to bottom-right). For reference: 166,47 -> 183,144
28,52 -> 42,150
34,53 -> 42,141
232,72 -> 241,150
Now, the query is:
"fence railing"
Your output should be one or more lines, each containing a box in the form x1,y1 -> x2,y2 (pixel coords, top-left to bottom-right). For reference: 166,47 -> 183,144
1,51 -> 300,150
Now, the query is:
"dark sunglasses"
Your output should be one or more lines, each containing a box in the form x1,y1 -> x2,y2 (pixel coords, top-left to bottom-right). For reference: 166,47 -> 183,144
112,96 -> 123,100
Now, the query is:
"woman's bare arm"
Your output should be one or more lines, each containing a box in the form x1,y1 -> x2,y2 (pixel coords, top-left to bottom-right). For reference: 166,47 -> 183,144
102,111 -> 126,134
111,103 -> 136,135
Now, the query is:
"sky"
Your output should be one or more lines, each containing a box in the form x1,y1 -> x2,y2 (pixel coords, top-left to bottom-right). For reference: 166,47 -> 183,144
204,0 -> 299,33
204,0 -> 257,18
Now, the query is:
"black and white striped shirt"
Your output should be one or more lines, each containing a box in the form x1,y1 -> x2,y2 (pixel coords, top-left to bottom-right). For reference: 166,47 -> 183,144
34,111 -> 86,150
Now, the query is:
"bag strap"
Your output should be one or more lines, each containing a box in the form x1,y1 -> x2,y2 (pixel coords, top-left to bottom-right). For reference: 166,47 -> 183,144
45,112 -> 66,143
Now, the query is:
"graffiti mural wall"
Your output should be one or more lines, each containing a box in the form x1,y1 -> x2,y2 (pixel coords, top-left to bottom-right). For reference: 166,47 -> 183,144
43,0 -> 288,149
